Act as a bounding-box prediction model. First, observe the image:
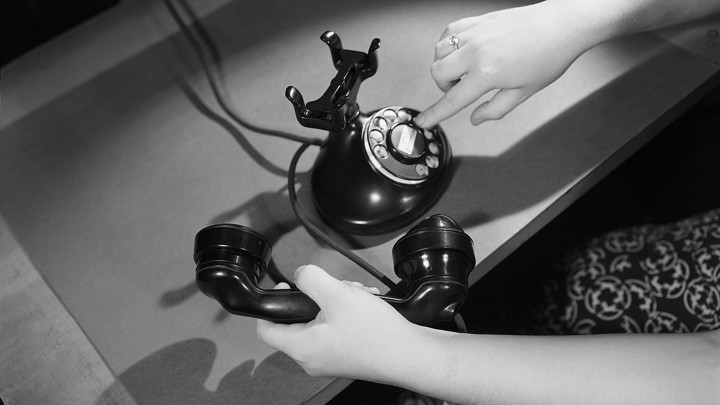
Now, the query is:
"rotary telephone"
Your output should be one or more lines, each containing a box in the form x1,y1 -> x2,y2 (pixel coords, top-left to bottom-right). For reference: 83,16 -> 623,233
194,32 -> 467,327
286,31 -> 452,235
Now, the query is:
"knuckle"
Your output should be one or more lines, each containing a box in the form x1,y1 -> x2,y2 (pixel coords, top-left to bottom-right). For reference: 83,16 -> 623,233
477,64 -> 498,77
284,338 -> 313,365
440,27 -> 450,39
291,345 -> 309,363
294,266 -> 311,289
434,42 -> 444,59
446,21 -> 461,34
302,364 -> 327,378
430,62 -> 442,80
441,92 -> 460,109
256,322 -> 265,337
293,349 -> 330,378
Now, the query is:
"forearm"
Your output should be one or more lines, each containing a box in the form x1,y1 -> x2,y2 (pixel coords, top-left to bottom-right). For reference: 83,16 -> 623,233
378,327 -> 720,404
553,0 -> 720,48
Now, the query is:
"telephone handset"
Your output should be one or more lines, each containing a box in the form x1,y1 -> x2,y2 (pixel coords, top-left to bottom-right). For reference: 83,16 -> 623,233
194,214 -> 475,325
286,32 -> 453,235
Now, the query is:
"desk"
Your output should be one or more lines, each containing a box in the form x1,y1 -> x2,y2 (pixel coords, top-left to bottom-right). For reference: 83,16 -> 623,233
1,0 -> 718,403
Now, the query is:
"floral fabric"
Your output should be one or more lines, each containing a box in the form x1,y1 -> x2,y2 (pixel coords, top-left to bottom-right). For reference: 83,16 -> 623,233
537,208 -> 720,335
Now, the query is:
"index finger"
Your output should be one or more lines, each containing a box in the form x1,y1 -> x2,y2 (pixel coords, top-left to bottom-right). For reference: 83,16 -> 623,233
416,75 -> 492,128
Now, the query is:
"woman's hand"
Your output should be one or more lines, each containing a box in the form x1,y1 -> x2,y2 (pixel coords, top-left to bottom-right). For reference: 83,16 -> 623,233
256,265 -> 422,380
416,1 -> 601,128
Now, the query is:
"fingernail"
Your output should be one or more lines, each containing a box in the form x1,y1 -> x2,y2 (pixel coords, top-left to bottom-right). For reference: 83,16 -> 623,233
471,118 -> 485,126
294,266 -> 304,280
414,115 -> 426,127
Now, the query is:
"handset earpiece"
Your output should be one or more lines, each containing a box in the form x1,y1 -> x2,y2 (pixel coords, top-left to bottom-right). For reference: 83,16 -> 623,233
194,224 -> 320,323
385,214 -> 475,324
194,214 -> 475,325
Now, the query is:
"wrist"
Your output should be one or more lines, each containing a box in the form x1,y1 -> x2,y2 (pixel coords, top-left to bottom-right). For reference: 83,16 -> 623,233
549,0 -> 720,40
356,323 -> 440,384
541,0 -> 626,51
364,325 -> 458,393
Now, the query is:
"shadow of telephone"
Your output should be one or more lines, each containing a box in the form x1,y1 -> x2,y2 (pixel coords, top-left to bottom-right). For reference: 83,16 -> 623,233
194,215 -> 475,325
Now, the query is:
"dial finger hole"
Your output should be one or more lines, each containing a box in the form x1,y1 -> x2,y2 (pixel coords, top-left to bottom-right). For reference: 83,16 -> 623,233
383,109 -> 398,122
370,129 -> 385,143
374,117 -> 388,130
398,109 -> 412,122
373,144 -> 389,159
415,164 -> 429,177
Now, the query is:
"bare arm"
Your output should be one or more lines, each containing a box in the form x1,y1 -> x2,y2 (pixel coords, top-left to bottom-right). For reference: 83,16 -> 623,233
391,325 -> 720,404
415,0 -> 720,128
257,266 -> 720,404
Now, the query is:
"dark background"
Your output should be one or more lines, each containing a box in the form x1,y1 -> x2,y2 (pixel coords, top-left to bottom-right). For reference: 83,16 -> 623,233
1,0 -> 120,66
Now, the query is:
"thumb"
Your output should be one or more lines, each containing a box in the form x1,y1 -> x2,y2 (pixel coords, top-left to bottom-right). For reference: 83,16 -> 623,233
256,281 -> 302,348
293,265 -> 349,311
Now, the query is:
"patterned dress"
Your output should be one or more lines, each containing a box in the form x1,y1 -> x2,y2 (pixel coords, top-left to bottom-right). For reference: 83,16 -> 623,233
467,208 -> 720,336
541,208 -> 720,334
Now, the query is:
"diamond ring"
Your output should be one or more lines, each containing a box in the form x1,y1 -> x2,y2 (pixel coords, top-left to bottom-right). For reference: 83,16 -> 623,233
449,34 -> 459,50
